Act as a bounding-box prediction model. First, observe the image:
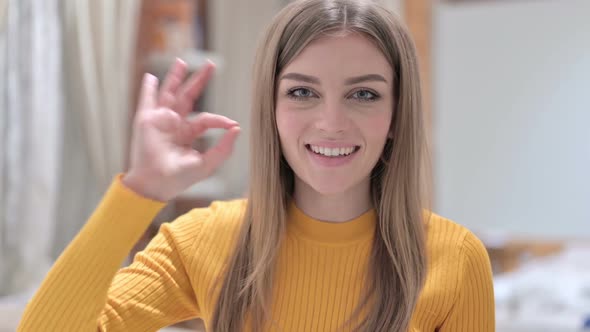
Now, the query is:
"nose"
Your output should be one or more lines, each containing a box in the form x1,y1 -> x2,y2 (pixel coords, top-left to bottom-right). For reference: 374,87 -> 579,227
315,99 -> 350,134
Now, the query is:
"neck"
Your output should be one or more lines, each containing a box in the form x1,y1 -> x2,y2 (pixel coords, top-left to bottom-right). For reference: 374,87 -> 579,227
292,177 -> 373,223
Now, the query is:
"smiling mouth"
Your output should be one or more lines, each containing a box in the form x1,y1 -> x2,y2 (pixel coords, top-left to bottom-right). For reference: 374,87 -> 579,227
305,144 -> 361,157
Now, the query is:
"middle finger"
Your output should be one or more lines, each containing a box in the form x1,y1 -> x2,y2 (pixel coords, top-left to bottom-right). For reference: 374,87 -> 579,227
174,60 -> 216,117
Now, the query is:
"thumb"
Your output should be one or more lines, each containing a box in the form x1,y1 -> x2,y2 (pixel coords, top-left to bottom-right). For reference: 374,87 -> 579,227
201,126 -> 241,174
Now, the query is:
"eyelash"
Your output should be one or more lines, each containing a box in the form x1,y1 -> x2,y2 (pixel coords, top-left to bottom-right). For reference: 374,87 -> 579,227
286,87 -> 381,102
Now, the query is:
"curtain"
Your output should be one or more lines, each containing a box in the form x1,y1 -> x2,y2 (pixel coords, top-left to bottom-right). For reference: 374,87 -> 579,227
0,0 -> 62,296
0,0 -> 141,296
53,0 -> 140,257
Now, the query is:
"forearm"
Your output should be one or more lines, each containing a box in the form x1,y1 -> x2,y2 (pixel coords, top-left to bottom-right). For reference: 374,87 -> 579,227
18,177 -> 165,331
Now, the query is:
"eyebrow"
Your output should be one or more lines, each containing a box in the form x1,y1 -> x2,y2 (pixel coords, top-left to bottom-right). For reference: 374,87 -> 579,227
345,74 -> 388,85
280,72 -> 388,85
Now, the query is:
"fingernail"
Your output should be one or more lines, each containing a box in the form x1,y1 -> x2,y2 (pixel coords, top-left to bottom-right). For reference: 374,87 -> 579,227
144,73 -> 155,83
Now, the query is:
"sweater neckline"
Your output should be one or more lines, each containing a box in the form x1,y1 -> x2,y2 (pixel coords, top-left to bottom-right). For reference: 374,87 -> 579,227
287,201 -> 376,244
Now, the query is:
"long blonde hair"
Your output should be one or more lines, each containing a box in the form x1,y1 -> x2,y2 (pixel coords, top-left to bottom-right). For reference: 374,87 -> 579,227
211,0 -> 430,331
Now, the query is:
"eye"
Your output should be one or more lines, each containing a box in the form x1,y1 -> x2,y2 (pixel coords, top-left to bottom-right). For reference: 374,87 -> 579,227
350,89 -> 380,102
287,87 -> 317,100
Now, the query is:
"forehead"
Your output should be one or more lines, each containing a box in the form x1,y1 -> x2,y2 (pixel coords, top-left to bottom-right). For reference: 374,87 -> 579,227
281,32 -> 392,81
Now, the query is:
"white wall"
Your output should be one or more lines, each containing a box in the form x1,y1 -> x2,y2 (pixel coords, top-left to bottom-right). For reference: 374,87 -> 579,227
433,0 -> 590,238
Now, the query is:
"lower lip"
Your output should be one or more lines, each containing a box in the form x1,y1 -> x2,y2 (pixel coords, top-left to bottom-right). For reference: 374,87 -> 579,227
306,146 -> 359,167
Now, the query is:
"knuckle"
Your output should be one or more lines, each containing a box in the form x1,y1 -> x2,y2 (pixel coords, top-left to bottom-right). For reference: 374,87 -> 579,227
196,112 -> 213,121
135,116 -> 152,128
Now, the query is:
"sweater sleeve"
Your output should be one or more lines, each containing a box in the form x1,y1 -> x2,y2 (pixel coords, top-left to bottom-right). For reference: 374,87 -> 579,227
97,210 -> 206,331
18,176 -> 202,331
438,231 -> 496,332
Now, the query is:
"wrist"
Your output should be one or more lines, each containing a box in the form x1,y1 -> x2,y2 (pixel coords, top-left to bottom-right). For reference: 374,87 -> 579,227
121,172 -> 166,202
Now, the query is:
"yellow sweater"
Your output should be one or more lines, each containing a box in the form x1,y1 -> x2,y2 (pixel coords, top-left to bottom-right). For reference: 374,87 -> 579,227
19,176 -> 495,331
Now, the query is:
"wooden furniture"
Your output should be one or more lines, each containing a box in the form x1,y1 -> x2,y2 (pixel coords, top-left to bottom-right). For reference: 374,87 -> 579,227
486,240 -> 565,274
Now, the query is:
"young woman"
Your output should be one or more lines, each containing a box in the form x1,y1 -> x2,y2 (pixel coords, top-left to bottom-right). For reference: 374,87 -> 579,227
19,0 -> 494,331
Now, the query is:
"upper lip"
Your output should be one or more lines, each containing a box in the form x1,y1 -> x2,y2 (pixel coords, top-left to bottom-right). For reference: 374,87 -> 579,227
305,141 -> 361,148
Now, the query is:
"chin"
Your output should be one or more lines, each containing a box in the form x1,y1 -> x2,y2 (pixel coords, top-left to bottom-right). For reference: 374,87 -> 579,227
306,176 -> 357,196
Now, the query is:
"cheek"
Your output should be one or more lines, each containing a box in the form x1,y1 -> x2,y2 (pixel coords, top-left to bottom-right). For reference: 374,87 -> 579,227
275,107 -> 302,149
275,107 -> 290,143
363,113 -> 392,150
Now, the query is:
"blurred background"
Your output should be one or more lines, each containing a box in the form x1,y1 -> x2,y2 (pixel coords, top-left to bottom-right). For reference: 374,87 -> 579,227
0,0 -> 588,331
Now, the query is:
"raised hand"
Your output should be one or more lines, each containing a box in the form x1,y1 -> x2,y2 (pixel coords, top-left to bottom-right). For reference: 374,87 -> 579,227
122,59 -> 240,201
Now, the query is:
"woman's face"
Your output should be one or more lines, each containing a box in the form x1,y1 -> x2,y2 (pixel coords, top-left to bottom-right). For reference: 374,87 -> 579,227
276,33 -> 393,196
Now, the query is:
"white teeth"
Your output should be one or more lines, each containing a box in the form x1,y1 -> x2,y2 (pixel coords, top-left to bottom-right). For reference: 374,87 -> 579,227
309,145 -> 357,157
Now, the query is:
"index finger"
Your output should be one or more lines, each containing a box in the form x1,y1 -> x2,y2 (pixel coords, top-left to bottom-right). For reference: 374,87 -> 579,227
188,112 -> 239,139
138,73 -> 158,112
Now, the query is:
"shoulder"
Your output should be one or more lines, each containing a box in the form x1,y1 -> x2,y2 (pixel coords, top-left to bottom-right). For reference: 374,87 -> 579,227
158,199 -> 248,256
415,214 -> 495,329
179,198 -> 248,226
158,199 -> 248,279
168,198 -> 248,239
416,213 -> 493,320
423,212 -> 493,295
425,212 -> 489,264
